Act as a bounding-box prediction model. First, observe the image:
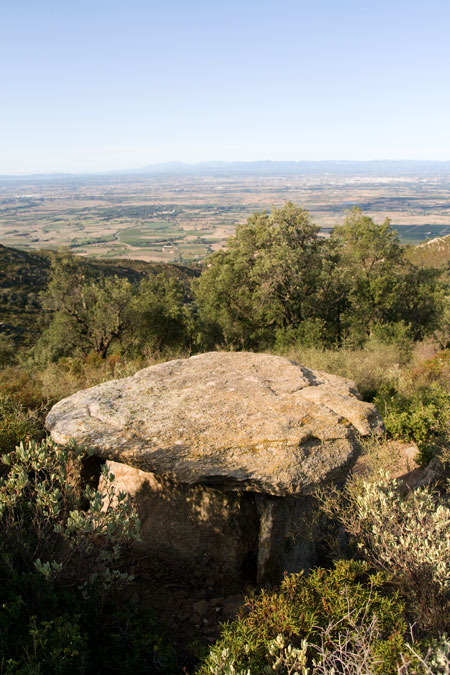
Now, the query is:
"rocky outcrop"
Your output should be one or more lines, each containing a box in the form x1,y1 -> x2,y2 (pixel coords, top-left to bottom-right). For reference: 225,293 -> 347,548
46,352 -> 384,584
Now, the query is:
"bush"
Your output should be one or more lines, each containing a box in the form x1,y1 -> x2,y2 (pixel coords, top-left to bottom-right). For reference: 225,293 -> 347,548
88,604 -> 178,674
3,614 -> 88,675
374,384 -> 450,465
0,438 -> 140,588
0,438 -> 151,672
0,393 -> 44,456
198,560 -> 407,675
319,473 -> 450,635
371,321 -> 413,358
400,634 -> 450,673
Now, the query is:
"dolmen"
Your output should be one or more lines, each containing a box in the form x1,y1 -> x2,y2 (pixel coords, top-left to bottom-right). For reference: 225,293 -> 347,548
46,352 -> 384,585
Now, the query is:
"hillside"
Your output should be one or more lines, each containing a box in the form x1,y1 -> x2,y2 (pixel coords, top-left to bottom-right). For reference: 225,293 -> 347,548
406,234 -> 450,268
0,244 -> 198,348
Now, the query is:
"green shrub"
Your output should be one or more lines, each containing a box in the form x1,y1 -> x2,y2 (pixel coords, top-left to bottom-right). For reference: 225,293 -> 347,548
0,438 -> 140,588
374,384 -> 450,465
371,321 -> 413,358
274,319 -> 331,352
88,604 -> 178,674
0,393 -> 44,456
198,560 -> 407,675
402,633 -> 450,673
4,614 -> 88,675
0,438 -> 151,673
318,473 -> 450,635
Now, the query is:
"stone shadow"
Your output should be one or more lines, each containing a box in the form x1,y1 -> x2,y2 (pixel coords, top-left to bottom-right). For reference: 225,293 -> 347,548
102,460 -> 320,588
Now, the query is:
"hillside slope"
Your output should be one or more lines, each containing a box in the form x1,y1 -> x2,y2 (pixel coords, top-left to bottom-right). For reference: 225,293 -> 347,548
0,244 -> 198,348
406,234 -> 450,268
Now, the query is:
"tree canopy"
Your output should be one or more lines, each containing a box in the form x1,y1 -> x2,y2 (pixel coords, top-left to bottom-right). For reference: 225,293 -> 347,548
193,205 -> 442,349
28,206 -> 445,362
35,252 -> 190,362
331,208 -> 442,341
193,202 -> 325,348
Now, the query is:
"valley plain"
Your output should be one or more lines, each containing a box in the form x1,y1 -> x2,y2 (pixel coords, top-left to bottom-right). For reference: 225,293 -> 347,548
1,170 -> 450,263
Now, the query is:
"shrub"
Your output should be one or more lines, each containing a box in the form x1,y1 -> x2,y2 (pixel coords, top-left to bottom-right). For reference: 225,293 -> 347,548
0,438 -> 147,672
398,634 -> 450,673
0,438 -> 140,588
319,473 -> 450,634
88,604 -> 178,674
5,614 -> 88,675
274,319 -> 331,352
198,560 -> 407,675
371,321 -> 414,360
0,393 -> 44,456
374,384 -> 450,465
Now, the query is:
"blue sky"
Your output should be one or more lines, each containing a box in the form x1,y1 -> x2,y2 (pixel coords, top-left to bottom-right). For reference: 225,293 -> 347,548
2,0 -> 450,173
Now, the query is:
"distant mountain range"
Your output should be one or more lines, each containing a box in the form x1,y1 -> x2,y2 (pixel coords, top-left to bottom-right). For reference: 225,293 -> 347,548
2,160 -> 450,181
134,160 -> 450,177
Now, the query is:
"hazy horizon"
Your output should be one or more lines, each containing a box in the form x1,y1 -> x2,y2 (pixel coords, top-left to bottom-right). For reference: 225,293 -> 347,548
4,158 -> 450,179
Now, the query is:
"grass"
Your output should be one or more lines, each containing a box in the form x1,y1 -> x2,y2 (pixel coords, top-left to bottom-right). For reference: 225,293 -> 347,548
277,339 -> 408,401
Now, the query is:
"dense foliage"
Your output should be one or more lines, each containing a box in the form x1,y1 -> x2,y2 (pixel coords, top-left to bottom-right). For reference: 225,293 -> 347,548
1,203 -> 445,364
193,204 -> 442,349
0,437 -> 177,674
198,472 -> 450,673
199,561 -> 408,674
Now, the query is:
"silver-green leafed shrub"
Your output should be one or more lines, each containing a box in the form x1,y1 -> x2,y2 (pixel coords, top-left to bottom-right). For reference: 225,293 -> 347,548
325,471 -> 450,634
0,437 -> 140,592
0,438 -> 150,673
205,635 -> 309,675
398,634 -> 450,673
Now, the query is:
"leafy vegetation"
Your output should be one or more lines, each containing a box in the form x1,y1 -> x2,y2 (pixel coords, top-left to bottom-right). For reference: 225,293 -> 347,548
3,201 -> 450,671
0,393 -> 44,455
0,437 -> 177,674
374,385 -> 450,466
198,561 -> 408,674
193,204 -> 442,350
0,242 -> 197,353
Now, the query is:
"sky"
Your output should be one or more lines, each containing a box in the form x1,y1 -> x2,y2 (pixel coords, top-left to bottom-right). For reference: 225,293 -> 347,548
2,0 -> 450,174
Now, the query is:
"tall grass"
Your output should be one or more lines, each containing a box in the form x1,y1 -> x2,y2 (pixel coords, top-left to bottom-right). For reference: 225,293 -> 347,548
277,338 -> 409,401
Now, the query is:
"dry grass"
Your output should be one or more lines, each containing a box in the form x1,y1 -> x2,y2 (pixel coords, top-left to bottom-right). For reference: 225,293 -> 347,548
278,338 -> 406,400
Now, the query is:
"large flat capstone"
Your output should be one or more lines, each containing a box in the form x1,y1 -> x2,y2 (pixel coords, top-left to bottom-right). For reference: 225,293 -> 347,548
46,351 -> 383,497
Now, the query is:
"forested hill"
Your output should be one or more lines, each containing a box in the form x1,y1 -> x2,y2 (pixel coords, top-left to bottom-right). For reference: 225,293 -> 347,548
0,243 -> 198,347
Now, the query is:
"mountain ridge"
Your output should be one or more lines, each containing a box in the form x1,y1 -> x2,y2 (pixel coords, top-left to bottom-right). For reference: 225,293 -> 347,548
3,159 -> 450,181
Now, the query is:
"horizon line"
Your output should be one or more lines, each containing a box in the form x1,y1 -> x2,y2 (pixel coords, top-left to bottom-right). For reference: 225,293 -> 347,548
2,158 -> 450,179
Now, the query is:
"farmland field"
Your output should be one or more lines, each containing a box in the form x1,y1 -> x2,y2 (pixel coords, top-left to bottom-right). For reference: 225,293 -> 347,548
1,171 -> 450,262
